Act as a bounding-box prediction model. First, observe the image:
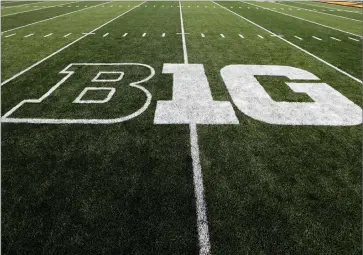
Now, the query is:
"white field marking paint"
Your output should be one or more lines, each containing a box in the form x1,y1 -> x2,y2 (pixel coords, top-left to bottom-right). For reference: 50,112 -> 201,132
181,1 -> 211,254
297,1 -> 361,13
3,2 -> 111,33
103,33 -> 109,37
276,2 -> 362,22
142,32 -> 146,37
2,63 -> 154,124
220,34 -> 225,38
271,34 -> 283,37
73,87 -> 116,104
122,33 -> 128,37
2,2 -> 78,17
330,36 -> 341,41
213,1 -> 362,84
201,33 -> 205,38
1,3 -> 145,86
257,35 -> 264,39
44,33 -> 53,38
221,65 -> 362,125
294,35 -> 303,40
312,36 -> 322,41
2,2 -> 43,8
24,33 -> 34,38
162,33 -> 165,37
349,37 -> 360,41
63,33 -> 72,37
92,71 -> 124,82
239,34 -> 244,38
82,32 -> 95,35
245,2 -> 362,38
4,33 -> 15,38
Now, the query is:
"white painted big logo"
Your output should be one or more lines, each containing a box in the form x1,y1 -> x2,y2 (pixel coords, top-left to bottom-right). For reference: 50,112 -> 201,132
2,63 -> 361,126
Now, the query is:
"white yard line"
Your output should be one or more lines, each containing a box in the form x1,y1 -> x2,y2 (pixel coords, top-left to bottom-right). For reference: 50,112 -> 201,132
312,36 -> 322,40
142,32 -> 146,37
257,34 -> 264,39
63,33 -> 72,37
330,36 -> 341,41
294,35 -> 303,40
2,3 -> 145,86
3,2 -> 111,33
24,33 -> 34,38
122,32 -> 128,37
213,1 -> 362,84
245,2 -> 362,38
220,33 -> 225,38
201,33 -> 205,37
103,32 -> 109,37
162,32 -> 165,37
348,37 -> 360,41
178,1 -> 211,255
43,33 -> 53,37
4,33 -> 15,38
239,34 -> 244,38
2,2 -> 77,17
2,2 -> 44,9
296,2 -> 361,13
276,3 -> 362,22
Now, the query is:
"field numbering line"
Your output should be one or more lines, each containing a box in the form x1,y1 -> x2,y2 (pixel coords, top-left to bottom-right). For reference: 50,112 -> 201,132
213,1 -> 362,84
2,2 -> 145,86
178,1 -> 211,255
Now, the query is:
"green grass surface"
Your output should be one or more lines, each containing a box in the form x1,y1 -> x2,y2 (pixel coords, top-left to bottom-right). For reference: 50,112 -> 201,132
2,1 -> 362,254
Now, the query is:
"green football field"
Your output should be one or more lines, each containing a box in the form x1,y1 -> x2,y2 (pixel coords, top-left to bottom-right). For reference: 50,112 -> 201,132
1,0 -> 362,254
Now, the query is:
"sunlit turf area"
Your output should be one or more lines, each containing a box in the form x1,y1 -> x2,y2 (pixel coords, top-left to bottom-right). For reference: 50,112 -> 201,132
1,0 -> 362,254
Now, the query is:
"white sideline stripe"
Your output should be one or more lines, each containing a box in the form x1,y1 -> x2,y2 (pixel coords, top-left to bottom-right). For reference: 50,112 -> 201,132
122,33 -> 128,37
103,33 -> 109,37
162,32 -> 165,37
178,1 -> 211,255
245,2 -> 362,38
220,33 -> 225,38
3,2 -> 111,33
297,1 -> 361,13
4,33 -> 15,38
276,3 -> 362,22
1,2 -> 145,86
43,33 -> 53,37
349,37 -> 360,41
2,2 -> 43,9
142,32 -> 146,37
294,35 -> 303,40
2,2 -> 77,17
213,1 -> 362,84
312,36 -> 322,41
330,36 -> 341,41
257,35 -> 264,39
24,33 -> 34,38
239,34 -> 244,38
201,33 -> 205,37
63,33 -> 72,37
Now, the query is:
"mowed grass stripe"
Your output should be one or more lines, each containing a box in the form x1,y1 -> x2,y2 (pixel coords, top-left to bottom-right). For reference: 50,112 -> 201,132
184,2 -> 361,254
2,2 -> 199,254
1,2 -> 142,81
2,1 -> 110,32
246,2 -> 362,36
223,2 -> 362,78
281,1 -> 362,20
